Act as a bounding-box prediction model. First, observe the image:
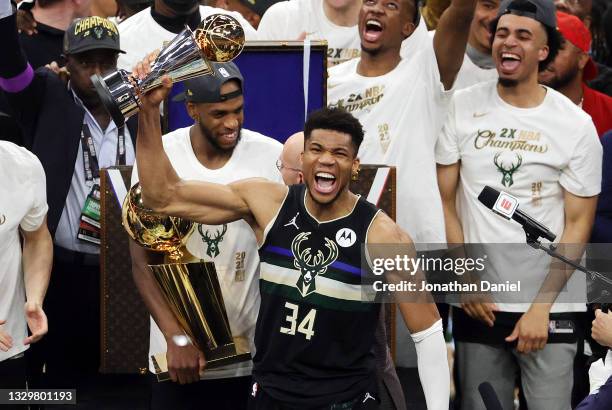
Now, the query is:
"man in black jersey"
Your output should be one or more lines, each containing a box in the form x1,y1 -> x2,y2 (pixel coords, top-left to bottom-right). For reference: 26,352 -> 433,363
132,65 -> 450,409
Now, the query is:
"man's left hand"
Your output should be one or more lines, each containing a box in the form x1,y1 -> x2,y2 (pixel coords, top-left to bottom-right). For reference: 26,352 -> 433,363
23,302 -> 48,345
592,309 -> 612,348
505,305 -> 550,354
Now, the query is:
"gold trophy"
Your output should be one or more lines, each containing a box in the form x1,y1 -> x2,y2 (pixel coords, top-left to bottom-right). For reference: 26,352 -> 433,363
92,13 -> 245,126
122,184 -> 251,381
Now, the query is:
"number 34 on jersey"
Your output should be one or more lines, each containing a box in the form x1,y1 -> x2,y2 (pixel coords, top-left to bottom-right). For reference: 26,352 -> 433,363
279,302 -> 317,340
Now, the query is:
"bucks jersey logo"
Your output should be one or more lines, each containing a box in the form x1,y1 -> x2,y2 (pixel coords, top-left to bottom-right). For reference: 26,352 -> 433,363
197,224 -> 227,258
291,232 -> 339,297
494,152 -> 522,187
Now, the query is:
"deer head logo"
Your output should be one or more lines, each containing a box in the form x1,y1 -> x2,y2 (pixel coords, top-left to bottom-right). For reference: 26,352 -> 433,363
494,152 -> 522,187
197,224 -> 227,258
291,232 -> 339,297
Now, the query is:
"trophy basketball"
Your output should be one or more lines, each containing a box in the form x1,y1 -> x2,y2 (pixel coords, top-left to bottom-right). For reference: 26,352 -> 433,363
122,184 -> 251,381
92,14 -> 245,126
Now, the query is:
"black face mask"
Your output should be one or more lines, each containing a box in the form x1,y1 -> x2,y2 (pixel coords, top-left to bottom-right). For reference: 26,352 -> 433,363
151,3 -> 201,33
162,0 -> 199,16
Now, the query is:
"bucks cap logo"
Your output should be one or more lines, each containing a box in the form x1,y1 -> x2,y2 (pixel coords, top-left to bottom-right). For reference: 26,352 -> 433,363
198,224 -> 227,258
493,152 -> 522,187
291,232 -> 339,297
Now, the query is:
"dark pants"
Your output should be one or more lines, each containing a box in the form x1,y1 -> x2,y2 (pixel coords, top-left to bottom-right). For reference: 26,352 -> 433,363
247,381 -> 380,410
0,356 -> 28,409
27,247 -> 101,392
150,375 -> 250,410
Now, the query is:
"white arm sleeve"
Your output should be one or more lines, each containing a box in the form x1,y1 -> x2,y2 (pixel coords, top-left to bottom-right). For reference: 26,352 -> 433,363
411,319 -> 450,410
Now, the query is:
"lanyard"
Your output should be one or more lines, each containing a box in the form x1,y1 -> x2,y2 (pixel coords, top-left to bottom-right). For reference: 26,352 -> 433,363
81,123 -> 126,184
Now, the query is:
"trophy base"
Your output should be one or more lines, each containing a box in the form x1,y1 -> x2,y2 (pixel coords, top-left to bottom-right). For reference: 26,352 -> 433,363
150,336 -> 252,382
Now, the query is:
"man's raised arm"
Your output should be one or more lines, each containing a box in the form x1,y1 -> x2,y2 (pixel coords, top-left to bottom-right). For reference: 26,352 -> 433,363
433,0 -> 477,89
132,62 -> 286,232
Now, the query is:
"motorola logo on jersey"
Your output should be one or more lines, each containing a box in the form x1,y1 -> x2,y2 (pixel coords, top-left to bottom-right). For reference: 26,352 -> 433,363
335,228 -> 356,248
291,232 -> 339,297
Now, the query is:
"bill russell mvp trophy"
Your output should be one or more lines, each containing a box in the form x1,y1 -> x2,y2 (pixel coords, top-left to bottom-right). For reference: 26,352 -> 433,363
92,14 -> 245,126
122,184 -> 250,381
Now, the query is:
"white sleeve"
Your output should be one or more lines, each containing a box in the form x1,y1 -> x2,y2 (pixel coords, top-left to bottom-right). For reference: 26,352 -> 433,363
559,119 -> 603,197
411,319 -> 450,410
0,0 -> 13,19
257,2 -> 296,40
20,153 -> 49,232
435,95 -> 460,165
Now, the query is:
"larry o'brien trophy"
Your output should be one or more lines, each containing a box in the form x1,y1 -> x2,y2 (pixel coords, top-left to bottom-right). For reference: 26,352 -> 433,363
92,14 -> 245,126
122,184 -> 251,381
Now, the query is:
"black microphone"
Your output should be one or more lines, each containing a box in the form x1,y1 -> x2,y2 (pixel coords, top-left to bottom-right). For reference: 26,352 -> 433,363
478,186 -> 556,242
478,382 -> 503,410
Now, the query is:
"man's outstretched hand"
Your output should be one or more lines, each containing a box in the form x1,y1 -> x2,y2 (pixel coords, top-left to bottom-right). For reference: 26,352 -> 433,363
131,50 -> 173,111
23,301 -> 48,345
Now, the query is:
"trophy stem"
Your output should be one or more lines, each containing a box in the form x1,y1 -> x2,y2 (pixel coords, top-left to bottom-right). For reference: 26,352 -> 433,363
92,73 -> 127,126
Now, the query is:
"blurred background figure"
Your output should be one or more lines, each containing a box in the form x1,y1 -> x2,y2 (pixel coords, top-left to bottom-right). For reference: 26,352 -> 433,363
539,11 -> 612,137
116,0 -> 257,72
115,0 -> 152,21
277,131 -> 303,185
207,0 -> 278,28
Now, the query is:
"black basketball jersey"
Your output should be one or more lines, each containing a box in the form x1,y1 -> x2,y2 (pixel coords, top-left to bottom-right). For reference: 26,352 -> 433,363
254,184 -> 381,407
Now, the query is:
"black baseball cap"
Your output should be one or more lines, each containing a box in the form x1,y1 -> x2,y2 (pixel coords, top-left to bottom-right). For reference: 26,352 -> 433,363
63,16 -> 125,55
497,0 -> 557,29
172,62 -> 244,104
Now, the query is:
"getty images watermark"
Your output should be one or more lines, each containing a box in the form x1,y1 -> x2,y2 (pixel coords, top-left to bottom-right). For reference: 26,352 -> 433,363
359,243 -> 612,304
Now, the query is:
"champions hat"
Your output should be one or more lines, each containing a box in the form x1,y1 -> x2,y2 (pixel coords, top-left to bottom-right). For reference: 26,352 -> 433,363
172,62 -> 244,104
556,11 -> 598,81
497,0 -> 557,29
63,16 -> 125,55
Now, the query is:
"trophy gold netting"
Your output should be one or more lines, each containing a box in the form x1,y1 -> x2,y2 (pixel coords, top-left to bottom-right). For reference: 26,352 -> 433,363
92,13 -> 245,126
122,184 -> 251,381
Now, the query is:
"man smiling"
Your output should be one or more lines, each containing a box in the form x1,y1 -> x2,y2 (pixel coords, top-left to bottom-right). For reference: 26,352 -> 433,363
436,0 -> 602,408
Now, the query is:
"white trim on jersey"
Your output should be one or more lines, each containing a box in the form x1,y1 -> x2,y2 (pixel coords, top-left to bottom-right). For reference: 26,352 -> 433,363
260,262 -> 372,302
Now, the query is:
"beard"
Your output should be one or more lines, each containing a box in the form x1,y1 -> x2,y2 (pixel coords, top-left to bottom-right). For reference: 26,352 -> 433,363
498,77 -> 519,88
540,64 -> 579,90
198,119 -> 241,153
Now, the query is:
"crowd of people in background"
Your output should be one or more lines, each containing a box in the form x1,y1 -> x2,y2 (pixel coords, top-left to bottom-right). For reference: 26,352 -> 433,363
1,0 -> 612,409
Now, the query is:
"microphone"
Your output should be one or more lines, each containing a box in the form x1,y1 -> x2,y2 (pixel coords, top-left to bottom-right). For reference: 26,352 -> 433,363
478,186 -> 556,242
478,382 -> 503,410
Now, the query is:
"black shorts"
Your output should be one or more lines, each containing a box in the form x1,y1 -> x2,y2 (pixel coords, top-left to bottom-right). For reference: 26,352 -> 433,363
247,381 -> 380,410
150,374 -> 251,410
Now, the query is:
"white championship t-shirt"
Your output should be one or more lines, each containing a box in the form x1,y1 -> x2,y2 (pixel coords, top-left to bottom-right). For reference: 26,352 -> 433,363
328,43 -> 452,244
258,0 -> 429,66
118,6 -> 258,71
0,142 -> 48,362
435,81 -> 603,312
132,127 -> 282,379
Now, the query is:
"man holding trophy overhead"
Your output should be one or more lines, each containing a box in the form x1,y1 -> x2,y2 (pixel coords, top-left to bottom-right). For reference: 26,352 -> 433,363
128,62 -> 283,410
129,40 -> 451,406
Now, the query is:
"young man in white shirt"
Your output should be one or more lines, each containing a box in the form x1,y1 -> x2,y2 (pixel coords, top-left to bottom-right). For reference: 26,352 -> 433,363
257,0 -> 430,66
129,62 -> 282,410
0,141 -> 52,398
327,0 -> 476,245
436,0 -> 602,408
453,0 -> 500,89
